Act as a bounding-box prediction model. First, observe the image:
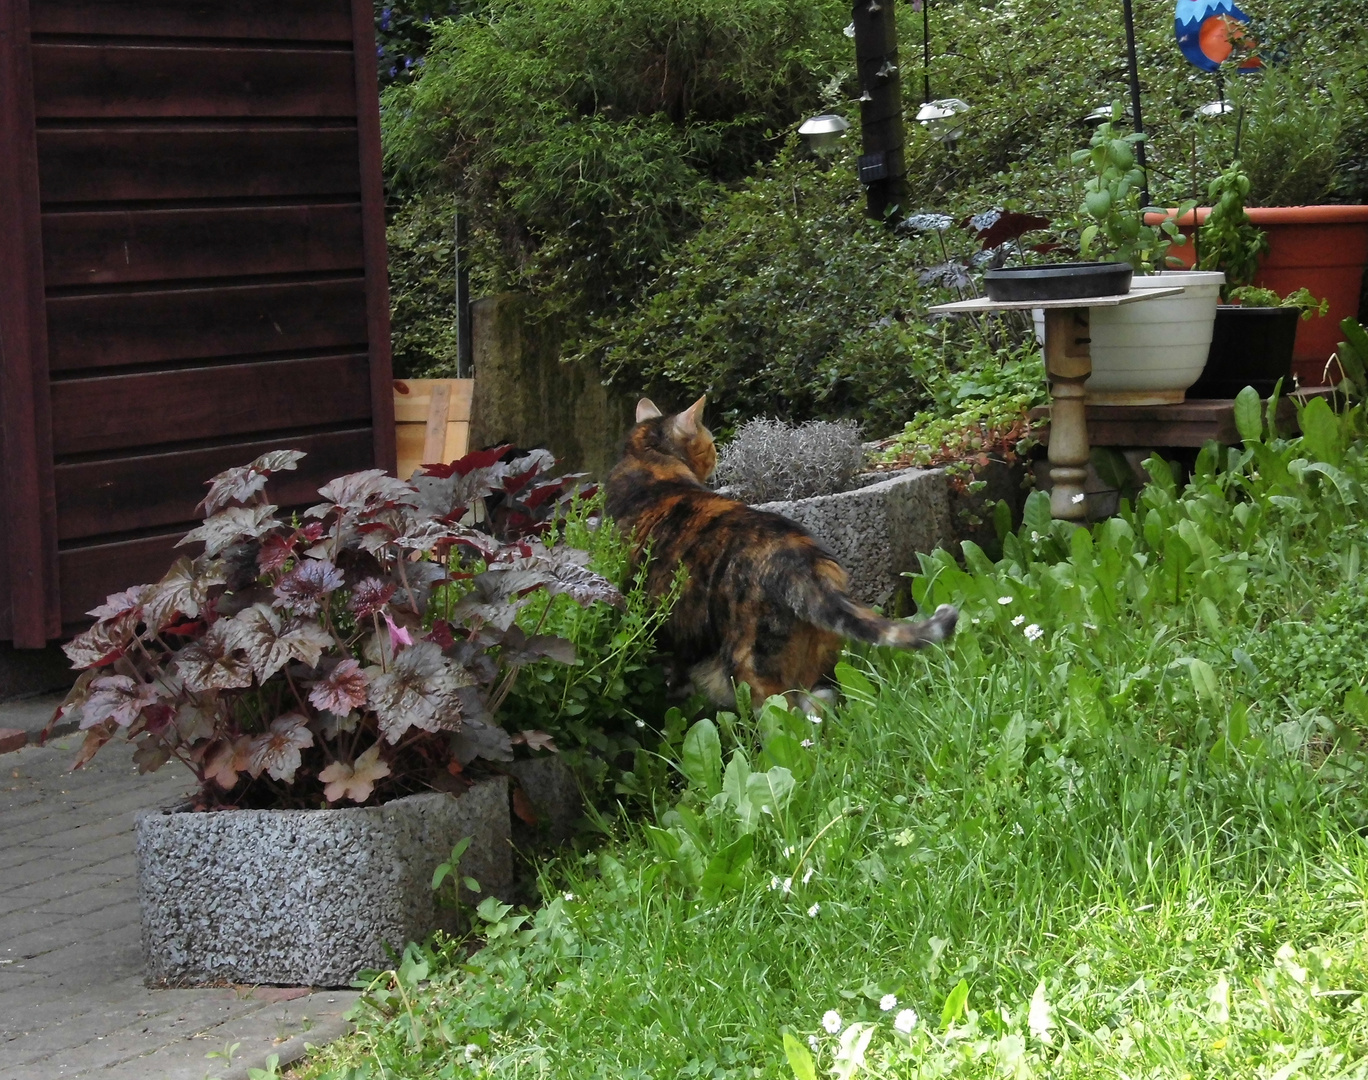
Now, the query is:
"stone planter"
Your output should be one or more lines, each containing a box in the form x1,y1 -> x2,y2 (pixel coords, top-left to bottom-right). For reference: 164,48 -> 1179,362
137,777 -> 511,988
756,468 -> 953,605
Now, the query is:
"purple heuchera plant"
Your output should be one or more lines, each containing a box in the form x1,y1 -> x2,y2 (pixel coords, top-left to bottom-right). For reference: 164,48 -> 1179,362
54,446 -> 621,809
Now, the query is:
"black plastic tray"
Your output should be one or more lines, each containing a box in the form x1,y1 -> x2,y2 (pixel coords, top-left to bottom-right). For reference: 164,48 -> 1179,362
983,262 -> 1133,302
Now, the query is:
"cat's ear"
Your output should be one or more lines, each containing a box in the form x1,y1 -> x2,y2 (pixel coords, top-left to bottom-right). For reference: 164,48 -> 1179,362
636,398 -> 663,422
672,395 -> 708,437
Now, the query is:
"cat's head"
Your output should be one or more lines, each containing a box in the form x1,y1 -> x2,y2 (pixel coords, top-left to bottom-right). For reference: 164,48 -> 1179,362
628,395 -> 716,481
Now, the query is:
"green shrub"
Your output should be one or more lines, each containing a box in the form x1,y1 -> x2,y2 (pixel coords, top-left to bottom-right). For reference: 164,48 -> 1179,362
386,193 -> 461,379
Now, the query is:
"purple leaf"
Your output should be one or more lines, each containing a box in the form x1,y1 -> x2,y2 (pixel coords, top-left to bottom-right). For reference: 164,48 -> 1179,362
223,604 -> 333,681
81,675 -> 158,729
178,505 -> 282,557
144,556 -> 229,629
449,716 -> 513,765
246,713 -> 314,782
199,450 -> 306,515
86,585 -> 152,622
368,641 -> 471,743
272,559 -> 344,615
173,622 -> 255,692
63,611 -> 141,668
308,657 -> 369,714
349,577 -> 397,618
307,470 -> 417,519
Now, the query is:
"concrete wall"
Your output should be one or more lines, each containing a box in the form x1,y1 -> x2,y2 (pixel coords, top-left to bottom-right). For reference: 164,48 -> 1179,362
469,293 -> 636,479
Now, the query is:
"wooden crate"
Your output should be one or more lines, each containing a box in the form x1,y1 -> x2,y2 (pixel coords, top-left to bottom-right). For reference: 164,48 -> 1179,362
393,378 -> 474,479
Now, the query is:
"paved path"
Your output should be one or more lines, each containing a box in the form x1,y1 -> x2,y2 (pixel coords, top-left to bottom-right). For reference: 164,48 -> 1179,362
1,728 -> 357,1080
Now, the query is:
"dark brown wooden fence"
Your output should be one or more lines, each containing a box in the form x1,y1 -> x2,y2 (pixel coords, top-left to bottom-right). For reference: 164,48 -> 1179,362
0,0 -> 394,646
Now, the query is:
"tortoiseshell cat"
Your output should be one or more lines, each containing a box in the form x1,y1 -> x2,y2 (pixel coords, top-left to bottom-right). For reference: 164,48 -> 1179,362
605,395 -> 957,704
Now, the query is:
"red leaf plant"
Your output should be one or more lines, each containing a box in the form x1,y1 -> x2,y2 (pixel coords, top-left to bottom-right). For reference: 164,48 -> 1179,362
53,447 -> 614,809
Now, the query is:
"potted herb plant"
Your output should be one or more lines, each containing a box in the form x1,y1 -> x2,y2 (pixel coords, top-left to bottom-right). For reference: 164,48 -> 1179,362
54,446 -> 622,987
1068,105 -> 1221,405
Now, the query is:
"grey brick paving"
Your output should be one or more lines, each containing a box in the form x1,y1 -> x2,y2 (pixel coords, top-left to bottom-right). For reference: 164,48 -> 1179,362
1,738 -> 357,1080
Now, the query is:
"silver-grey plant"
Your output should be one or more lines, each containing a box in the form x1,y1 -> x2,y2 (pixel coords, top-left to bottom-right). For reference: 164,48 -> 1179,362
715,418 -> 865,504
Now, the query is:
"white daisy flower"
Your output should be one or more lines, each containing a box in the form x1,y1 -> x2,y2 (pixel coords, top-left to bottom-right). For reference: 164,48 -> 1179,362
1011,614 -> 1025,626
808,902 -> 821,917
782,877 -> 793,894
822,1010 -> 842,1034
879,994 -> 897,1012
1071,492 -> 1086,505
563,892 -> 574,902
802,867 -> 814,884
808,1035 -> 819,1052
894,1009 -> 918,1034
1024,623 -> 1044,642
801,738 -> 813,748
997,596 -> 1013,605
769,875 -> 781,891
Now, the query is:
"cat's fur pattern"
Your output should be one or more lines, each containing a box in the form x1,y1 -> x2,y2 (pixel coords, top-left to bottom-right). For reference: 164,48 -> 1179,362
605,395 -> 958,704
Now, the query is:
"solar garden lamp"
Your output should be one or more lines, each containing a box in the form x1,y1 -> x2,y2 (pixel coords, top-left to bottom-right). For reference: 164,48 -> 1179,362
798,114 -> 851,155
915,97 -> 970,146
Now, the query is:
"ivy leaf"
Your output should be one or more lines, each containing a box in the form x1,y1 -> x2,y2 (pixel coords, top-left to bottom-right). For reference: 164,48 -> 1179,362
308,657 -> 370,714
173,622 -> 255,692
349,577 -> 398,618
318,743 -> 391,804
225,604 -> 332,681
81,675 -> 158,729
144,556 -> 229,629
246,713 -> 314,782
272,559 -> 344,615
204,735 -> 253,789
178,505 -> 282,557
199,449 -> 306,515
368,641 -> 471,743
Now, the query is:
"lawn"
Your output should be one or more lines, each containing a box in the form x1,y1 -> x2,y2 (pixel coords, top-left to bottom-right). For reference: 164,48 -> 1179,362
301,393 -> 1368,1078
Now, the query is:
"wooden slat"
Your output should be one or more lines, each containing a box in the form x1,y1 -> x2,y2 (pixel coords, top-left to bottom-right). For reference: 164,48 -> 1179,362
32,44 -> 355,119
43,203 -> 363,287
60,529 -> 182,624
51,353 -> 373,455
46,278 -> 367,372
351,0 -> 395,474
0,0 -> 62,644
30,0 -> 354,41
37,127 -> 360,204
393,378 -> 473,479
55,427 -> 373,540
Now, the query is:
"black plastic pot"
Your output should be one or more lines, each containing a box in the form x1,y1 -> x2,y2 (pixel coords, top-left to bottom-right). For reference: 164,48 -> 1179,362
1187,305 -> 1300,399
982,261 -> 1132,302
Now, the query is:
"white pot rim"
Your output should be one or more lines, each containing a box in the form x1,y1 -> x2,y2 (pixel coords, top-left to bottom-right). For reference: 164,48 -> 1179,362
1131,270 -> 1226,286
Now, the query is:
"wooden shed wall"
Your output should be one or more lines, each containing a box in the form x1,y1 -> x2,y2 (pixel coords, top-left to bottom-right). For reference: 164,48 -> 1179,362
0,0 -> 395,645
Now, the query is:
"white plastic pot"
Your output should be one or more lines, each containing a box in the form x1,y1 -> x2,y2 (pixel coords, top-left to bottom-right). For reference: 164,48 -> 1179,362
1033,270 -> 1225,406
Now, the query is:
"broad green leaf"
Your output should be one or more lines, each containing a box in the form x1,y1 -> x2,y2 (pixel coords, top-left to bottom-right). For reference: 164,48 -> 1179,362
699,833 -> 754,899
1233,385 -> 1263,443
1022,490 -> 1052,540
783,1033 -> 817,1080
834,662 -> 875,703
833,1022 -> 875,1080
681,719 -> 722,797
941,979 -> 969,1030
1186,658 -> 1220,707
1299,396 -> 1342,466
722,750 -> 752,822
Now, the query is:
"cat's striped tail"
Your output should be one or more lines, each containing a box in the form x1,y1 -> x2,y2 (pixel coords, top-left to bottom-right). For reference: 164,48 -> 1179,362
798,570 -> 958,650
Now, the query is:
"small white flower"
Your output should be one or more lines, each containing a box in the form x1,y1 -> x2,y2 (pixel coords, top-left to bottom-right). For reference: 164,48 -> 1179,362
635,719 -> 646,728
782,877 -> 793,894
769,875 -> 781,891
808,714 -> 822,724
894,1009 -> 918,1034
801,738 -> 814,748
563,891 -> 575,902
997,596 -> 1013,605
823,1010 -> 842,1034
1024,623 -> 1044,642
1071,492 -> 1086,505
802,867 -> 814,884
464,1044 -> 482,1060
971,617 -> 980,624
880,994 -> 898,1012
1011,614 -> 1025,627
782,845 -> 795,858
808,1035 -> 819,1052
808,902 -> 821,917
1030,530 -> 1041,543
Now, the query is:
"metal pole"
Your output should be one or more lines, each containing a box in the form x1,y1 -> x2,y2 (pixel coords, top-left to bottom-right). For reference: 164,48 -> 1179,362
922,1 -> 931,104
1121,0 -> 1151,207
851,0 -> 907,221
454,206 -> 472,378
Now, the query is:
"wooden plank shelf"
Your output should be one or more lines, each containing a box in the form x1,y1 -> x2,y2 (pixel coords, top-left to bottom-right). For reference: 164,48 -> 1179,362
1029,389 -> 1335,448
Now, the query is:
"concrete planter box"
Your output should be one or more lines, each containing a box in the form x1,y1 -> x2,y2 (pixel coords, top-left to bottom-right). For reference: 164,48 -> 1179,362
757,468 -> 954,605
136,777 -> 511,988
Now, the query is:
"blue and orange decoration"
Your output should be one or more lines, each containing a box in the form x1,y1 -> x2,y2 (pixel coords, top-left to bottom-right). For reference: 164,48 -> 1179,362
1175,0 -> 1262,72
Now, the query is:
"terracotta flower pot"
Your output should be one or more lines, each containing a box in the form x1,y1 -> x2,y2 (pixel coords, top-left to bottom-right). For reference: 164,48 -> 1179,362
1147,205 -> 1368,384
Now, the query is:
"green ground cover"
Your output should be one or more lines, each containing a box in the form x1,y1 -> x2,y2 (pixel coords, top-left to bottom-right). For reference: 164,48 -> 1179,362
298,396 -> 1368,1078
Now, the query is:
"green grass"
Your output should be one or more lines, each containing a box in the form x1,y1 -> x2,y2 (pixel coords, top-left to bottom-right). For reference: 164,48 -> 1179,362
301,396 -> 1368,1079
